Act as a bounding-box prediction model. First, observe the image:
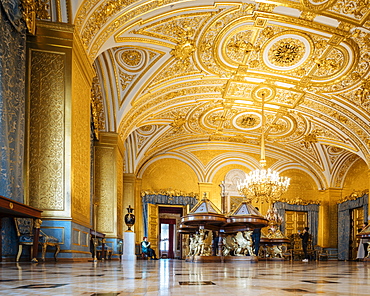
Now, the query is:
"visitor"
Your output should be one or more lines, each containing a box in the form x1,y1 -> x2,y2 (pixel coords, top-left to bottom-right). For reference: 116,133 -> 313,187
251,207 -> 261,256
299,227 -> 310,262
141,236 -> 158,260
356,222 -> 368,260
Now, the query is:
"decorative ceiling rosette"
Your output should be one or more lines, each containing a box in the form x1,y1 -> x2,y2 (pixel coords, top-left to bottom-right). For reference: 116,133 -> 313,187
261,31 -> 313,72
115,48 -> 147,72
301,0 -> 337,11
232,112 -> 261,131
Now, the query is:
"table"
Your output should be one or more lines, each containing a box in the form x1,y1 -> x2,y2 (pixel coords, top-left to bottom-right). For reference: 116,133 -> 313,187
0,195 -> 42,262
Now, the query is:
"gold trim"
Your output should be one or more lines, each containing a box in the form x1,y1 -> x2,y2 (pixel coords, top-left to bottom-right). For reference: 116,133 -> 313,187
59,250 -> 91,254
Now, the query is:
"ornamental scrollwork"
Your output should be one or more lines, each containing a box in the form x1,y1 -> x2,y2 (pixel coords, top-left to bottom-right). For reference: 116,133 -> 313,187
279,197 -> 321,205
337,190 -> 369,204
141,189 -> 199,198
91,76 -> 106,140
20,0 -> 50,34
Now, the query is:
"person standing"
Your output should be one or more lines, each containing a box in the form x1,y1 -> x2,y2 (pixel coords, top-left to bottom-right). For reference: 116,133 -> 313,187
251,207 -> 261,256
356,222 -> 368,260
299,227 -> 310,262
141,236 -> 158,259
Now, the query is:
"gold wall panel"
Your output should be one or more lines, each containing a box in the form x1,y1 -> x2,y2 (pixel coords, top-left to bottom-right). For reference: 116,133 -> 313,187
71,55 -> 92,226
28,49 -> 65,211
141,158 -> 199,193
341,159 -> 368,200
281,169 -> 317,202
117,152 -> 124,238
94,146 -> 116,234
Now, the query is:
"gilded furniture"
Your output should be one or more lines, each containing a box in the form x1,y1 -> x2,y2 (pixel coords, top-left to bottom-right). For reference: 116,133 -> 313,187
289,233 -> 314,260
281,245 -> 293,261
90,229 -> 112,260
0,195 -> 42,262
14,218 -> 60,262
314,245 -> 328,260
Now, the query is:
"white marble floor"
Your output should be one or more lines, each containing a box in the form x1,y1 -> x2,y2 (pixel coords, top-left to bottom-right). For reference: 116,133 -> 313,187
0,259 -> 369,295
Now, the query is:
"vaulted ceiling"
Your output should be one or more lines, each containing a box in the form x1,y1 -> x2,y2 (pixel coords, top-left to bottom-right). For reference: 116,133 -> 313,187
74,0 -> 370,189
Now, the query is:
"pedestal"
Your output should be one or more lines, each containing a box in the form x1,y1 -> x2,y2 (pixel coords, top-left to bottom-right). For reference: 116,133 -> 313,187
122,231 -> 136,261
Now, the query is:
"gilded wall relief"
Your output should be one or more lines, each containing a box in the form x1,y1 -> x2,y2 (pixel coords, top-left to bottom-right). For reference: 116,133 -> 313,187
29,50 -> 65,211
91,76 -> 106,140
94,146 -> 115,234
71,58 -> 91,225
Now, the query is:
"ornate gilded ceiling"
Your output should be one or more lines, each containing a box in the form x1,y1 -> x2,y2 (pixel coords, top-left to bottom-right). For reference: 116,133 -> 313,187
75,0 -> 370,189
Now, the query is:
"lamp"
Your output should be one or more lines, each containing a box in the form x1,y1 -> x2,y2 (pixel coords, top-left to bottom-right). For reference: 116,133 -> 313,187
237,91 -> 290,203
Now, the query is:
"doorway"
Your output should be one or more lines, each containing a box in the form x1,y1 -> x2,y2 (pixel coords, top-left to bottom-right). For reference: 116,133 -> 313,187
158,206 -> 183,259
159,219 -> 176,258
349,207 -> 364,260
285,210 -> 308,237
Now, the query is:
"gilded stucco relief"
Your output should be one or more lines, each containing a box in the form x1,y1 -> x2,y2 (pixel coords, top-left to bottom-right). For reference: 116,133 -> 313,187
72,0 -> 370,218
94,146 -> 116,234
28,50 -> 65,211
71,58 -> 91,225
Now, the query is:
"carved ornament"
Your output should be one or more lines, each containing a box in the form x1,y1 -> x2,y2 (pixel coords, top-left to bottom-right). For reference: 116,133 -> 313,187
141,189 -> 199,198
20,0 -> 50,34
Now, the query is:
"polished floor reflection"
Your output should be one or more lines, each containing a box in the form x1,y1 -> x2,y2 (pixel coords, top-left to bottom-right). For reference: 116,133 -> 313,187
0,259 -> 369,295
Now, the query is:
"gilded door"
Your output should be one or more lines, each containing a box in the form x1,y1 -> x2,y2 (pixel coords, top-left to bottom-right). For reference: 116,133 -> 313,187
285,211 -> 308,237
148,204 -> 159,253
350,207 -> 364,260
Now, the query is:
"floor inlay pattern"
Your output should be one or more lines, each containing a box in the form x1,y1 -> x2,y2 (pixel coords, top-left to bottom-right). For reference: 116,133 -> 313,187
0,260 -> 369,295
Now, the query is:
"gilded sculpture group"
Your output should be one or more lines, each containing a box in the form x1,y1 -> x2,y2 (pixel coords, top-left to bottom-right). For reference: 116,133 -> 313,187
187,229 -> 284,258
188,229 -> 213,256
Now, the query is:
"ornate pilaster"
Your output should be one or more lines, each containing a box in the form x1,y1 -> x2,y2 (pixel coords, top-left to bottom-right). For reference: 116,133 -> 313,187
25,21 -> 94,260
320,188 -> 341,247
94,132 -> 124,254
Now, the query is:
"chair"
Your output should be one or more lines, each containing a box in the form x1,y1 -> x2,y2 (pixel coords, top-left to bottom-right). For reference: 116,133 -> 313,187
95,238 -> 113,260
281,245 -> 293,261
314,245 -> 328,260
325,248 -> 338,260
14,218 -> 60,262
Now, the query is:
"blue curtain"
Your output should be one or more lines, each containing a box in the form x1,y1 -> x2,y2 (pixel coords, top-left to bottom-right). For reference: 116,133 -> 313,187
142,194 -> 198,237
274,202 -> 319,246
0,0 -> 26,202
337,194 -> 368,260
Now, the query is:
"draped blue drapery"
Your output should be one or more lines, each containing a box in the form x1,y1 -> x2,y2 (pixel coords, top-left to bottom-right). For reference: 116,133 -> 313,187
0,0 -> 26,202
142,195 -> 198,237
274,202 -> 319,246
337,194 -> 368,261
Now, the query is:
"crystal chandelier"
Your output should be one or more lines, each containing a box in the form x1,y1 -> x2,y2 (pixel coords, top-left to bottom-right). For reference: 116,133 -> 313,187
237,91 -> 290,203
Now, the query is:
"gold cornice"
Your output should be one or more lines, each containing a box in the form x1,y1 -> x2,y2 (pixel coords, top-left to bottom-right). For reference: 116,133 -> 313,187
36,20 -> 74,33
337,189 -> 369,204
115,37 -> 176,49
73,33 -> 95,82
95,132 -> 125,155
141,188 -> 199,198
279,197 -> 321,205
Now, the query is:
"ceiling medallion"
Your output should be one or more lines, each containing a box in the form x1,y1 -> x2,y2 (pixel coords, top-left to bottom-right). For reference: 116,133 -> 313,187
234,113 -> 260,130
251,85 -> 276,103
122,50 -> 142,67
269,38 -> 304,67
171,39 -> 195,61
262,32 -> 312,71
115,48 -> 146,72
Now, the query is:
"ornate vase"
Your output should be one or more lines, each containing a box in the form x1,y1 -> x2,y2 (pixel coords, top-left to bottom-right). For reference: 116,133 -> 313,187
124,205 -> 135,231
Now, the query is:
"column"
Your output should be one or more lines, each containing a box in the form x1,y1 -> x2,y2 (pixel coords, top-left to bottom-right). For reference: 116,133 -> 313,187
25,21 -> 95,260
94,132 -> 124,258
319,188 -> 341,248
